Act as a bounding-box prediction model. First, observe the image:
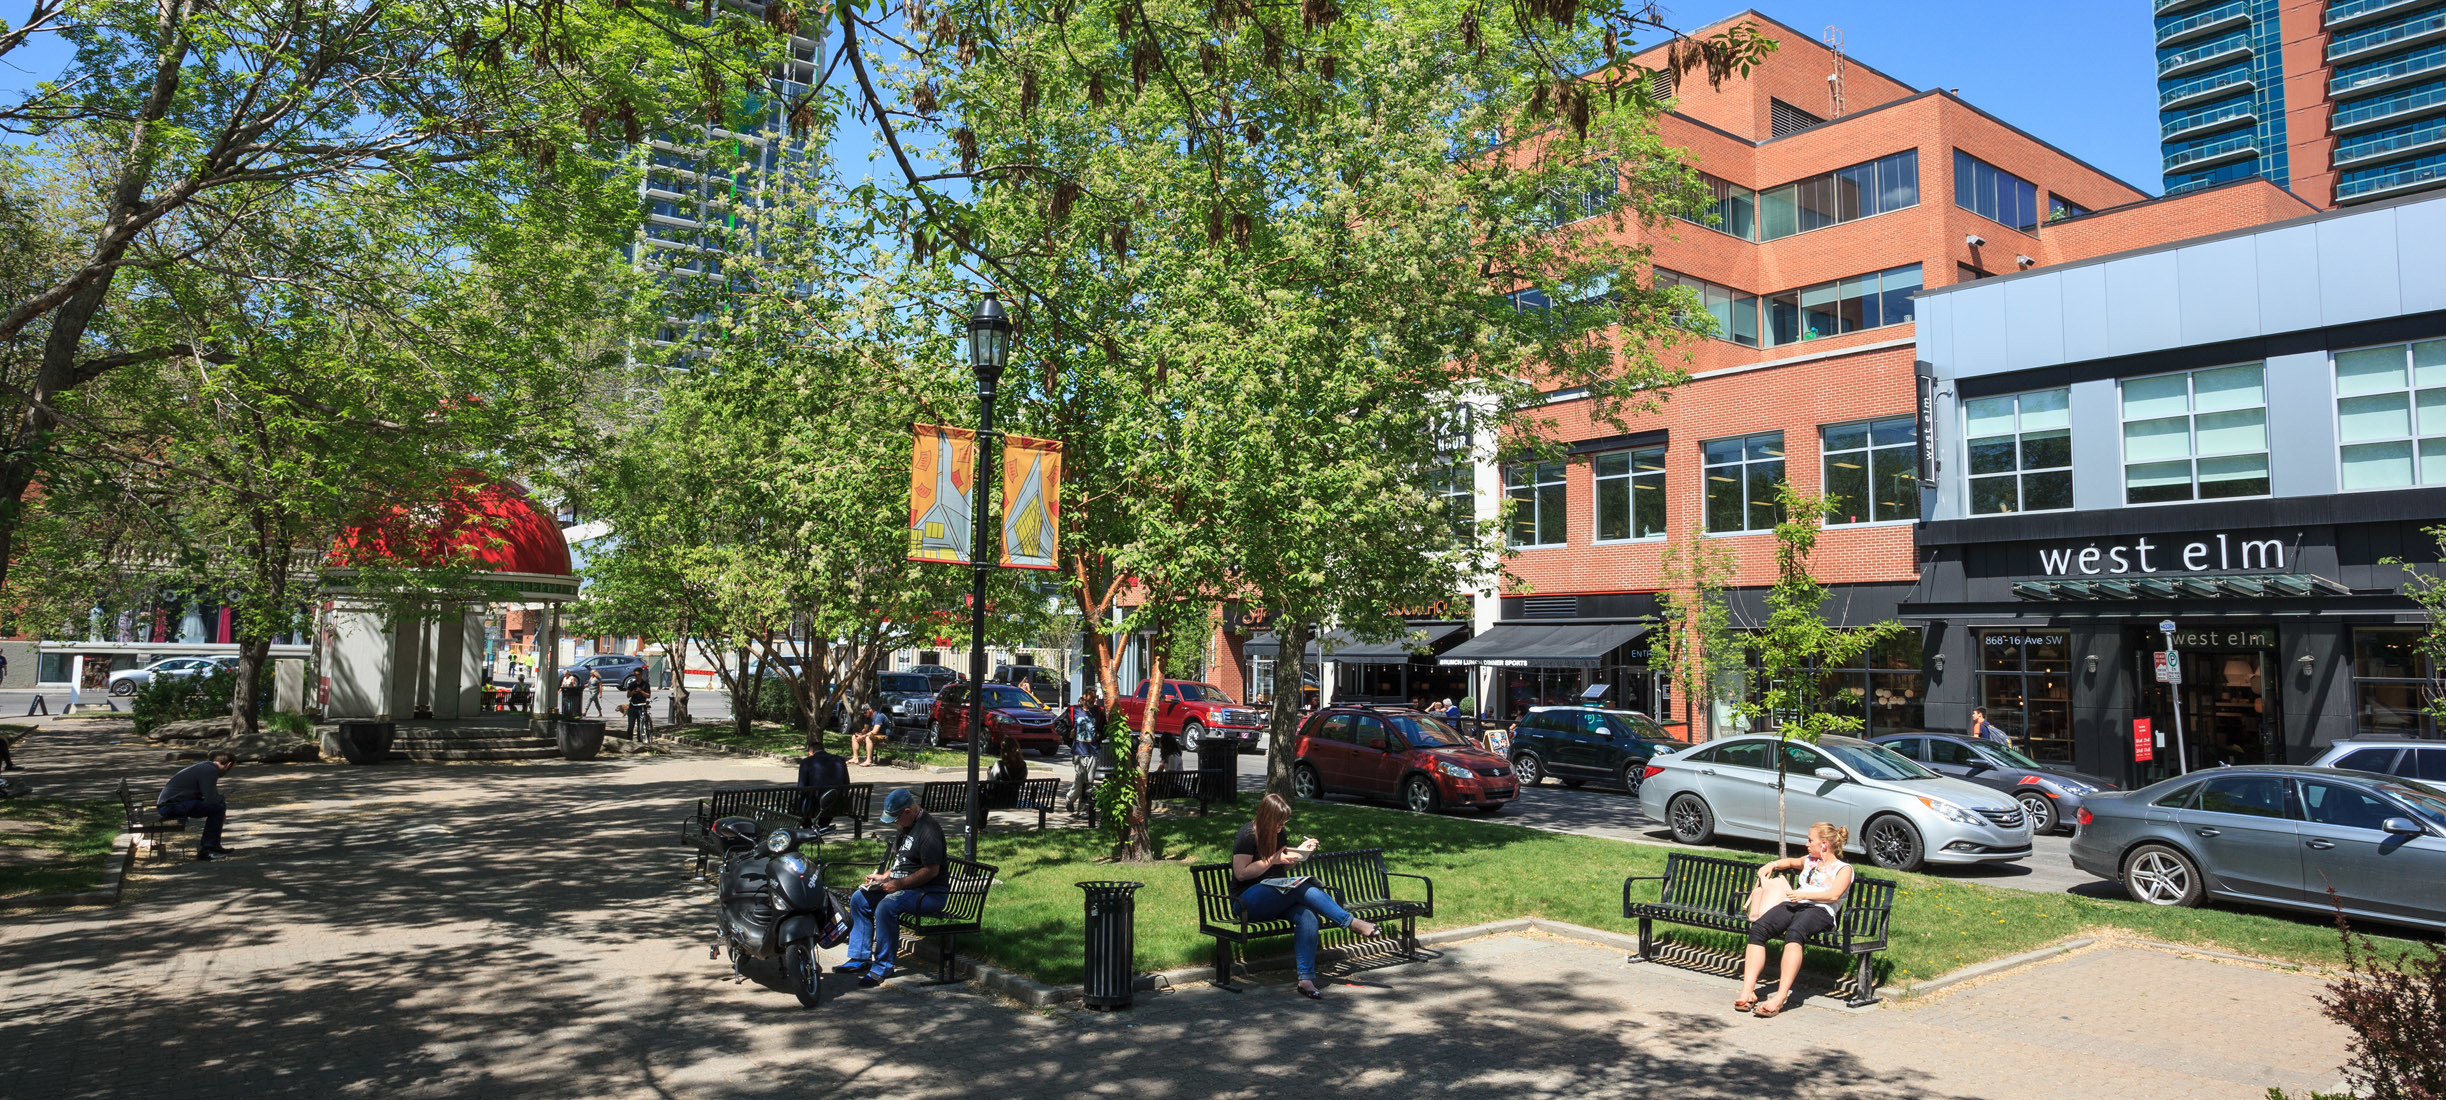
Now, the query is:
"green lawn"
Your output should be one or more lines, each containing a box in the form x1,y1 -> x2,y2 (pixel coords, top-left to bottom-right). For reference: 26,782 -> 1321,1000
0,798 -> 122,899
666,721 -> 976,769
816,799 -> 2417,988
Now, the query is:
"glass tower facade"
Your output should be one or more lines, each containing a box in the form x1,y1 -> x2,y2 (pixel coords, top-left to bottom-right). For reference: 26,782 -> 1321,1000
2154,0 -> 2290,194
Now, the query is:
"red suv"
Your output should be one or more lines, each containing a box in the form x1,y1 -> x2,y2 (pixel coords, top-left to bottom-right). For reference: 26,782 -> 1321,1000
928,682 -> 1061,754
1290,705 -> 1517,814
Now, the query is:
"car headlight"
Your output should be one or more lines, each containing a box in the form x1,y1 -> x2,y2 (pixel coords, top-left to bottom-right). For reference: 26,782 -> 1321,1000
1917,796 -> 1983,826
1437,761 -> 1474,780
2056,782 -> 2092,795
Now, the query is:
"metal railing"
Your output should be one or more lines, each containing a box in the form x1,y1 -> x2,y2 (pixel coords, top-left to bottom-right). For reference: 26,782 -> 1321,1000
2329,9 -> 2446,61
2159,37 -> 2253,75
2159,2 -> 2250,44
2335,156 -> 2446,199
2331,81 -> 2446,129
2328,0 -> 2430,26
2163,133 -> 2259,170
2333,42 -> 2446,93
2163,101 -> 2258,138
2334,118 -> 2446,164
2162,68 -> 2257,106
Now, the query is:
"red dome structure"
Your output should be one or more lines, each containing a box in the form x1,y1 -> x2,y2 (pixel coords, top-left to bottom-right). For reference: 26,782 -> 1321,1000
328,479 -> 572,578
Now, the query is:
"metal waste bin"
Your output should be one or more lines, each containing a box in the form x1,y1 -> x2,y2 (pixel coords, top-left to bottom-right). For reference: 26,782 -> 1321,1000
1077,880 -> 1145,1009
1194,736 -> 1240,806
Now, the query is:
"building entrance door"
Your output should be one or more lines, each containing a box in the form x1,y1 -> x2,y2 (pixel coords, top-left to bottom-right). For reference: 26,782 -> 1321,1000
2138,647 -> 2276,774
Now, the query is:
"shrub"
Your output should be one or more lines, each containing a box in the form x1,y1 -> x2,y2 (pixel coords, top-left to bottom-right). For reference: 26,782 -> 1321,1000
743,676 -> 807,727
2315,915 -> 2446,1100
262,710 -> 312,738
131,668 -> 272,735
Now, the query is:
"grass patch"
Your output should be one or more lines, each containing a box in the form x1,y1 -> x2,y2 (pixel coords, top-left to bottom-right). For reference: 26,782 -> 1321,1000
663,722 -> 976,769
0,798 -> 122,899
812,799 -> 2417,988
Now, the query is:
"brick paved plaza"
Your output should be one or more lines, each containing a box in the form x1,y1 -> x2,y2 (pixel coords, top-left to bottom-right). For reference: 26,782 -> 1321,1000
0,720 -> 2350,1100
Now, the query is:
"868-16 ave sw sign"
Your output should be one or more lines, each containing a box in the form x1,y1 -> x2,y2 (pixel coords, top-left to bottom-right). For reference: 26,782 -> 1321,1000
2035,531 -> 2297,577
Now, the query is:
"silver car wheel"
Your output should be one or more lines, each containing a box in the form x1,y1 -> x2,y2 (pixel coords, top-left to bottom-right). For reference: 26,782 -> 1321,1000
2128,849 -> 2195,906
2016,792 -> 2056,834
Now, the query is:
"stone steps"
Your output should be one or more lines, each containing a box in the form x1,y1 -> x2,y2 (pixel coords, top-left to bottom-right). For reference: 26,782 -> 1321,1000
392,737 -> 556,751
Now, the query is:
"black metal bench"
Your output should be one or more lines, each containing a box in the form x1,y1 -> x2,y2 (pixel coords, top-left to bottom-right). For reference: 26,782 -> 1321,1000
1080,768 -> 1217,827
116,778 -> 188,861
1621,850 -> 1898,1008
1190,847 -> 1433,990
912,778 -> 1062,831
820,853 -> 1000,985
679,783 -> 873,872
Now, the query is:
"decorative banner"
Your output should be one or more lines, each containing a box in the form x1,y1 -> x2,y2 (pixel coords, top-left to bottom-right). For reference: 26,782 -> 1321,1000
908,424 -> 976,564
1000,434 -> 1063,570
2133,717 -> 2154,762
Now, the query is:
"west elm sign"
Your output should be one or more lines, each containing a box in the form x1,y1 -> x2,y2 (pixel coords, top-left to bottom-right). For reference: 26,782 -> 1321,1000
2034,532 -> 2297,577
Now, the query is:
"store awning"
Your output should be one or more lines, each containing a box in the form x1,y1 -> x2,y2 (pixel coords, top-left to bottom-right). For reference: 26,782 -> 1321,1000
2008,573 -> 2351,601
1244,622 -> 1469,660
1435,621 -> 1650,669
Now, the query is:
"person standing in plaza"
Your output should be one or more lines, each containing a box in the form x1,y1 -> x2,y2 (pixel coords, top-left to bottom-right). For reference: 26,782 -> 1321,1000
586,669 -> 606,715
1231,792 -> 1379,999
623,674 -> 652,739
1066,687 -> 1103,813
1968,707 -> 2008,746
836,787 -> 949,987
158,751 -> 237,861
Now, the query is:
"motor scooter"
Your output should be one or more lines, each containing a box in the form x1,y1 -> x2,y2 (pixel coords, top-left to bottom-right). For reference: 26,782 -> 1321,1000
713,793 -> 851,1009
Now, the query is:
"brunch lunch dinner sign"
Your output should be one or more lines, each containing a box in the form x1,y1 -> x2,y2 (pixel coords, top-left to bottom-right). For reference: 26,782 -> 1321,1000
2030,530 -> 2301,578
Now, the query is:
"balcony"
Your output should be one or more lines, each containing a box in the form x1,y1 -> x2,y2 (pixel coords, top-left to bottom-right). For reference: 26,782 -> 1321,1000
2158,0 -> 2216,14
2163,133 -> 2262,171
2163,68 -> 2257,108
2334,118 -> 2446,164
2329,9 -> 2446,62
2159,37 -> 2253,77
2332,42 -> 2446,94
2163,101 -> 2259,138
2328,0 -> 2439,29
2334,154 -> 2446,200
2159,3 -> 2251,45
2331,81 -> 2446,131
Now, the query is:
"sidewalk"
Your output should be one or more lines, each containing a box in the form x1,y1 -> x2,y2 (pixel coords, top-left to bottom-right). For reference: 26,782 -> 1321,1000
0,735 -> 2347,1100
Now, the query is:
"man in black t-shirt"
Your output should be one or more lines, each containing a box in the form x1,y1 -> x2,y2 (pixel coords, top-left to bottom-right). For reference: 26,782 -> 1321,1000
837,787 -> 949,986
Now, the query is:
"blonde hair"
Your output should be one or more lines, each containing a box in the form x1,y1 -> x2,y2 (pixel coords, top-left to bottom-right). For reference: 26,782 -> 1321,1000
1810,821 -> 1850,854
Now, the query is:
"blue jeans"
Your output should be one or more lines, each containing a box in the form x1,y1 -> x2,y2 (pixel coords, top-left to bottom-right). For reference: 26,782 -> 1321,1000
846,888 -> 947,977
1237,883 -> 1356,981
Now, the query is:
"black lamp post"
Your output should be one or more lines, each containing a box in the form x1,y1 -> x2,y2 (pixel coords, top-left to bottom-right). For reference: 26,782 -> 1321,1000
963,293 -> 1012,857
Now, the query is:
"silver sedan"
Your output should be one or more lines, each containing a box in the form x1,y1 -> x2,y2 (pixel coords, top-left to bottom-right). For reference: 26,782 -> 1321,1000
2068,765 -> 2446,931
1637,734 -> 2033,872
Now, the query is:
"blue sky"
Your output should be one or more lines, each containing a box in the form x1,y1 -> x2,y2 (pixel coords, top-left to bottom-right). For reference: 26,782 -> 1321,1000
1668,2 -> 2167,195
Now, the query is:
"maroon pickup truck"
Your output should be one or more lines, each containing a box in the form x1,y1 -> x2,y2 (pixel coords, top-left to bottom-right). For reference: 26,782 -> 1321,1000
1109,679 -> 1268,754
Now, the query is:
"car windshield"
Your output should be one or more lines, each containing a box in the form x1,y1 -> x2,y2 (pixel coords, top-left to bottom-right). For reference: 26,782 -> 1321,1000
2380,783 -> 2446,830
1820,740 -> 1938,781
1976,743 -> 2045,770
1609,713 -> 1667,740
1384,713 -> 1465,748
1175,683 -> 1235,703
984,687 -> 1041,709
877,675 -> 929,693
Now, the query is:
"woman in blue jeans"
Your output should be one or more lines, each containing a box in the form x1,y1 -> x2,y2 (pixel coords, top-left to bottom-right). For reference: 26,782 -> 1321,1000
1232,792 -> 1379,999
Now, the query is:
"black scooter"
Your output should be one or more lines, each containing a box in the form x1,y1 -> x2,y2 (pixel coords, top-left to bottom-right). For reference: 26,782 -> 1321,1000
712,794 -> 851,1009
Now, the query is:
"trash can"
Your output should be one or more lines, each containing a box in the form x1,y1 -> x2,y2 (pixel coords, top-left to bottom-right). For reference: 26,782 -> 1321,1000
1077,880 -> 1145,1010
1195,735 -> 1240,806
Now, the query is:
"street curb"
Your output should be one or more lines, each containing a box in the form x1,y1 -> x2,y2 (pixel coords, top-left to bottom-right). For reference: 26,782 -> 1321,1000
0,832 -> 133,910
1890,937 -> 2098,1000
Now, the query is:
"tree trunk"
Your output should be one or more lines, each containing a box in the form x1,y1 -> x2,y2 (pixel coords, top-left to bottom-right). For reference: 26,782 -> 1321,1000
1123,645 -> 1162,862
1774,739 -> 1790,859
665,627 -> 693,726
734,642 -> 758,739
1263,618 -> 1310,800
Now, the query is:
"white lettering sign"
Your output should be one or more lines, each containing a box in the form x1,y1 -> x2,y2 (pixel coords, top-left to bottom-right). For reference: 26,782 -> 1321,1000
2035,533 -> 2290,578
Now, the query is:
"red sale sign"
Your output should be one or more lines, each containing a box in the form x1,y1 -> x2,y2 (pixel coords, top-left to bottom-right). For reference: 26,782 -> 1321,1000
2133,718 -> 2154,762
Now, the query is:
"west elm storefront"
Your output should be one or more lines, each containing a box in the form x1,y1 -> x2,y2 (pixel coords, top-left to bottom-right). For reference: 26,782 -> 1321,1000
1907,191 -> 2446,787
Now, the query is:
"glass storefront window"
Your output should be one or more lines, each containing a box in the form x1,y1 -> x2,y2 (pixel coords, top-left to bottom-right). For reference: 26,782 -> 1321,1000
2351,626 -> 2437,738
1979,629 -> 2074,763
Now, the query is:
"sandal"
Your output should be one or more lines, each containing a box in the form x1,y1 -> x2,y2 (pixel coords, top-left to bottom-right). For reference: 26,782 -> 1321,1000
1752,998 -> 1787,1018
1732,994 -> 1758,1012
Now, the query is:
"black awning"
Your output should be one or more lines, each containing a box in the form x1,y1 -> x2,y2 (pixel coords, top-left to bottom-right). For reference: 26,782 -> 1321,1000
1435,621 -> 1650,669
1243,622 -> 1469,660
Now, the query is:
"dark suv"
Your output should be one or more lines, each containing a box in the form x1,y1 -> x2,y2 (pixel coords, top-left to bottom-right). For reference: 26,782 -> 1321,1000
1290,705 -> 1516,814
1506,706 -> 1687,795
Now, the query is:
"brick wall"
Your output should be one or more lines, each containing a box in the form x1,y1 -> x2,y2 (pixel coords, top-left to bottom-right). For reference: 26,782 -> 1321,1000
2278,0 -> 2335,207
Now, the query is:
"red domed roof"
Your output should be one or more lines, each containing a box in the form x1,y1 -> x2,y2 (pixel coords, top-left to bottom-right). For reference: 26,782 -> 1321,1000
329,479 -> 572,577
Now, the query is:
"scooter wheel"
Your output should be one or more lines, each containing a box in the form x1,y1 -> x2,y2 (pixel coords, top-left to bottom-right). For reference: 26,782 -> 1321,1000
728,942 -> 746,977
787,942 -> 821,1009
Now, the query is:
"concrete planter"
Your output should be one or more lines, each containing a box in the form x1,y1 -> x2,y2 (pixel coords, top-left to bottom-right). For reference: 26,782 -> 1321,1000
556,719 -> 607,760
328,720 -> 395,765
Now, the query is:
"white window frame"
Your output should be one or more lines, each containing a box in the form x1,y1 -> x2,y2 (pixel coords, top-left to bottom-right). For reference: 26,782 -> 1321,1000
1819,416 -> 1921,526
1701,432 -> 1786,535
1592,446 -> 1667,543
2334,339 -> 2446,492
1505,461 -> 1568,548
2117,362 -> 2270,506
1962,387 -> 2075,516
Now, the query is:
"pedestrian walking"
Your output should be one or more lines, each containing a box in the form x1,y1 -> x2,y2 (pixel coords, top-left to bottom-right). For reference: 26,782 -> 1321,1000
1968,707 -> 2009,747
1066,688 -> 1103,813
586,669 -> 605,715
623,674 -> 653,739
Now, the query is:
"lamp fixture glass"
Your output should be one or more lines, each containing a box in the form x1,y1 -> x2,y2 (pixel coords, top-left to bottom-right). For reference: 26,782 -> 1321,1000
968,292 -> 1012,384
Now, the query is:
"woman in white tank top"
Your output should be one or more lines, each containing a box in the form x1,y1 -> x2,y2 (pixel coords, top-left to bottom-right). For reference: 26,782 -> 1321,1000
1737,822 -> 1855,1018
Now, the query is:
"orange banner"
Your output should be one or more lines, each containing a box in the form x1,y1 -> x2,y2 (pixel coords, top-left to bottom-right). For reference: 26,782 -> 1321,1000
908,424 -> 976,564
1000,434 -> 1062,570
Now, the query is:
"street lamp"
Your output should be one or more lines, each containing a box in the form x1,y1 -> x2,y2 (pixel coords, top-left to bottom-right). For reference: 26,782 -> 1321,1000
963,293 -> 1013,856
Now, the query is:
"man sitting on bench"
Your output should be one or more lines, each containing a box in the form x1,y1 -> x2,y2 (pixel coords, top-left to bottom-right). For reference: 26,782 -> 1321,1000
159,751 -> 237,862
836,787 -> 947,987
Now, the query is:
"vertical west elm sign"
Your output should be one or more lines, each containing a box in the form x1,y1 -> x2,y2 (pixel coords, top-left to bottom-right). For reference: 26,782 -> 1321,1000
1914,361 -> 1937,487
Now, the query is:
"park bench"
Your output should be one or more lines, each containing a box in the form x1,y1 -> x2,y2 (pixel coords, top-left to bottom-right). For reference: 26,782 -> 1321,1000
911,778 -> 1062,831
679,783 -> 873,873
818,852 -> 1001,985
1620,850 -> 1898,1008
116,777 -> 188,861
1189,847 -> 1433,990
1080,768 -> 1218,828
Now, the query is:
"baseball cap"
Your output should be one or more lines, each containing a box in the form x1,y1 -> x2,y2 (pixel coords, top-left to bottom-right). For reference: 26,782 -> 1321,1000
883,787 -> 916,816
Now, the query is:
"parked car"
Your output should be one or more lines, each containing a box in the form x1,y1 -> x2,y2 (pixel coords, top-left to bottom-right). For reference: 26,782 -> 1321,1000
928,681 -> 1062,754
1506,706 -> 1689,795
1872,733 -> 2122,835
2068,765 -> 2446,930
1109,679 -> 1269,754
990,664 -> 1063,700
568,654 -> 648,686
2307,739 -> 2446,789
909,664 -> 962,689
1290,704 -> 1517,814
1637,734 -> 2033,872
874,671 -> 939,730
108,655 -> 238,696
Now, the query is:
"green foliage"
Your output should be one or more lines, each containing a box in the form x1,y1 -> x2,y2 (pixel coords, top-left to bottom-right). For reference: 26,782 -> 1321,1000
0,798 -> 122,899
2314,918 -> 2446,1100
1657,520 -> 1740,739
262,711 -> 312,738
2380,523 -> 2446,732
130,668 -> 266,733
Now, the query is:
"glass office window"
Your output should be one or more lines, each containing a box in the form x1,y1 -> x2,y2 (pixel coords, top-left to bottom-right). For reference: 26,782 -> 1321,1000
1655,268 -> 1759,347
1763,264 -> 1920,346
2352,627 -> 2437,738
1675,172 -> 1756,240
2121,363 -> 2268,504
1702,432 -> 1785,533
1965,387 -> 2073,514
1821,417 -> 1920,524
1756,150 -> 1918,242
2335,339 -> 2446,490
1594,447 -> 1666,541
1428,463 -> 1474,540
1979,629 -> 2074,763
2048,193 -> 2089,221
1953,150 -> 2040,233
1505,461 -> 1567,547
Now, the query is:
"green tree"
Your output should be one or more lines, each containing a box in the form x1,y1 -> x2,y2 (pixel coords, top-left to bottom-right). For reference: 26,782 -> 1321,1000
2381,523 -> 2446,733
1656,517 -> 1741,740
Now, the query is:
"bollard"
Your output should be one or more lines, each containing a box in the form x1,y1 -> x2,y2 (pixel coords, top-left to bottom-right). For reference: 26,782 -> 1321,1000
1076,880 -> 1146,1009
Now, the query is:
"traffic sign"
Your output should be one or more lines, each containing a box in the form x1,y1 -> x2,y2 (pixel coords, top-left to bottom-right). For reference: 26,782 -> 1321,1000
2158,619 -> 2177,634
2153,653 -> 2183,684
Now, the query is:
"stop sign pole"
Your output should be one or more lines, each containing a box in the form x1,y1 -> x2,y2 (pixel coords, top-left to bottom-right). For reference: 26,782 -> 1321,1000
2159,620 -> 2189,775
